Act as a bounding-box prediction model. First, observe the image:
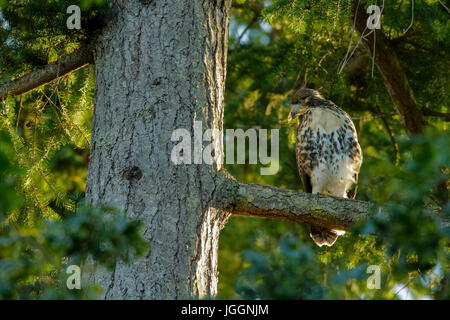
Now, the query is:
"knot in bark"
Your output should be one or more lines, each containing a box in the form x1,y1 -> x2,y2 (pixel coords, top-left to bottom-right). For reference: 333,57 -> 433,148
122,166 -> 143,181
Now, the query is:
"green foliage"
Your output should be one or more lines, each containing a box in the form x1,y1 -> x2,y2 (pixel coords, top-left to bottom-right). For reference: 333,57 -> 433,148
0,130 -> 148,299
0,130 -> 24,215
235,235 -> 327,299
1,0 -> 98,223
357,130 -> 449,297
0,65 -> 95,224
0,0 -> 111,84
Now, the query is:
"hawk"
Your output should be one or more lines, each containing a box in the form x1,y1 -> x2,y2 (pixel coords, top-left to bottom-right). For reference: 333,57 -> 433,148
289,88 -> 362,247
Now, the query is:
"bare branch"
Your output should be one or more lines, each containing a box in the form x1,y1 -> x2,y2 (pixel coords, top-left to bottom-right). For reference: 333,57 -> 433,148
0,45 -> 94,100
422,108 -> 450,122
213,175 -> 449,231
224,180 -> 372,231
232,0 -> 264,15
233,14 -> 259,51
373,105 -> 400,166
230,0 -> 264,54
351,113 -> 396,120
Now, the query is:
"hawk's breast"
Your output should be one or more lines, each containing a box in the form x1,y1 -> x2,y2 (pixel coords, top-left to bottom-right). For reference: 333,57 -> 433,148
296,107 -> 362,189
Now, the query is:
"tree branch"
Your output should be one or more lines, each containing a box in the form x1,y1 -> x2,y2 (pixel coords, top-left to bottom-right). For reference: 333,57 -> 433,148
216,178 -> 372,231
232,183 -> 371,230
372,105 -> 400,166
422,108 -> 450,122
0,45 -> 94,100
231,0 -> 264,16
214,174 -> 449,231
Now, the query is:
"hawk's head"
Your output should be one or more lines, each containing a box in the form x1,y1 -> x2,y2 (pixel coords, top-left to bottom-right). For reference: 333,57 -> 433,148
288,88 -> 323,121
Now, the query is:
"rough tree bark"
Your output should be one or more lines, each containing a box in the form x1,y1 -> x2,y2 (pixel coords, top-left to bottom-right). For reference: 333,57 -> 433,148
84,0 -> 231,299
351,1 -> 426,135
228,179 -> 371,230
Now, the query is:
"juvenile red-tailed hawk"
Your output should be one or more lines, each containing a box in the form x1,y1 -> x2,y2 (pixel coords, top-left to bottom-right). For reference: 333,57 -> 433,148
289,88 -> 362,247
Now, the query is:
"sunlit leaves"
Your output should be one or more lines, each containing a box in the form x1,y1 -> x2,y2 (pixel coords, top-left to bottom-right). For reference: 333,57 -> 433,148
0,134 -> 148,299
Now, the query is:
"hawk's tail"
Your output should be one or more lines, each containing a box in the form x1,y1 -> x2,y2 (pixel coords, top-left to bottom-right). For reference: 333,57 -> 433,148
310,226 -> 340,247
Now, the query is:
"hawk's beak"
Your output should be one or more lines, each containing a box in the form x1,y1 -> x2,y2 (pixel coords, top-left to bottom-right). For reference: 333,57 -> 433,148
288,104 -> 308,122
288,111 -> 297,122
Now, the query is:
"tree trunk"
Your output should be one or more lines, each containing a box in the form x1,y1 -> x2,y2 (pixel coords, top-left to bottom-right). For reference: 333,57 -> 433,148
85,0 -> 232,299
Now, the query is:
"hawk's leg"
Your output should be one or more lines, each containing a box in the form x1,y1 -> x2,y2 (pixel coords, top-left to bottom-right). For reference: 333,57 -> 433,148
309,170 -> 346,246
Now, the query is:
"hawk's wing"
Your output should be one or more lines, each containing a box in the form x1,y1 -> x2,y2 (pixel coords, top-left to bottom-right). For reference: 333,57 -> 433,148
300,171 -> 312,193
295,122 -> 313,193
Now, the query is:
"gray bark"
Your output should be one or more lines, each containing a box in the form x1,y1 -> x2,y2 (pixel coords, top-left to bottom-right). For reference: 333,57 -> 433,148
229,180 -> 372,231
85,0 -> 232,299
